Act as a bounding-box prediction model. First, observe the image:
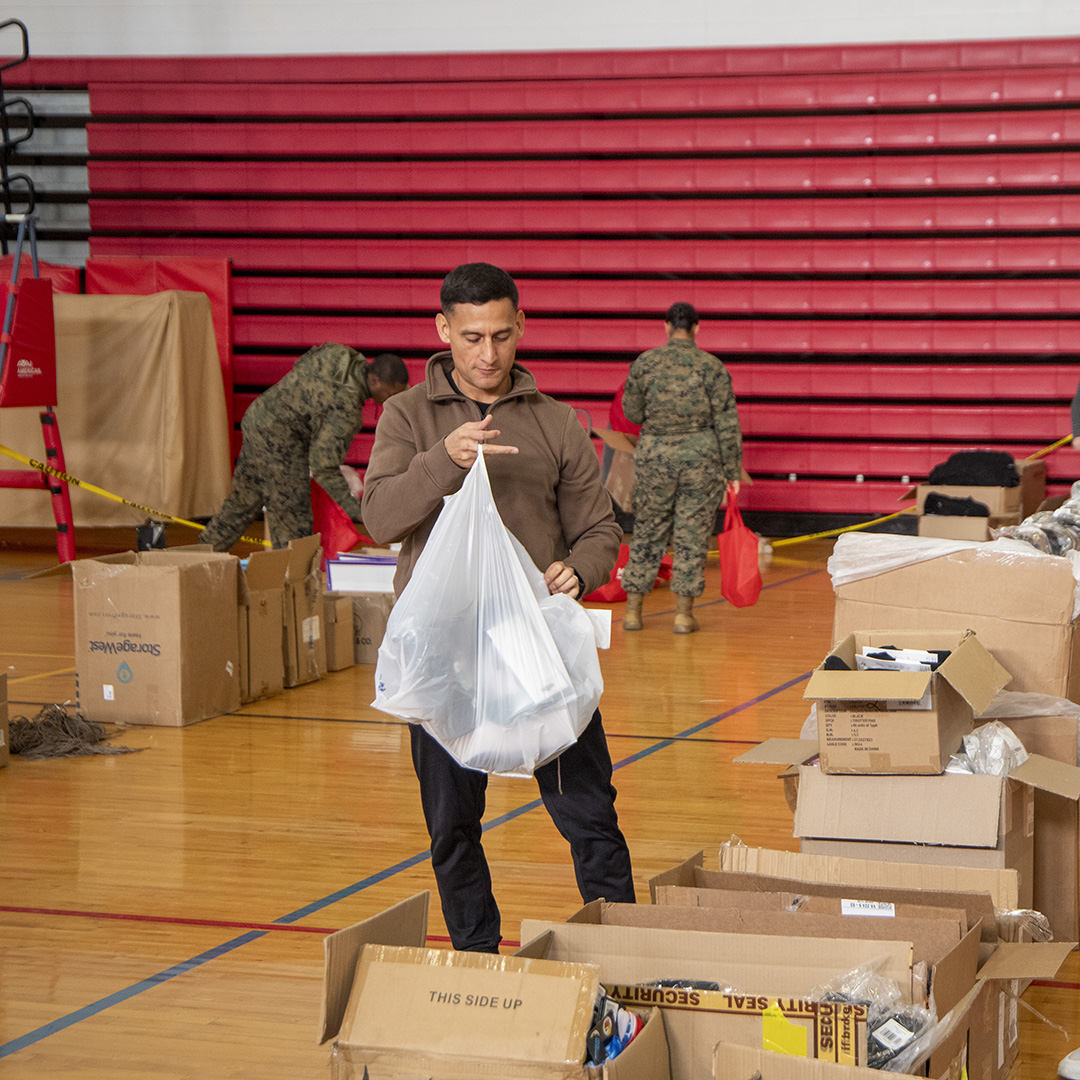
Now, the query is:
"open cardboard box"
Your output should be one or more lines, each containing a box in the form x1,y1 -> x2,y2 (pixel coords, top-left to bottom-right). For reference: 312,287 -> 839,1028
322,592 -> 357,672
238,546 -> 289,702
898,457 -> 1046,522
652,849 -> 1073,1080
832,540 -> 1080,700
804,630 -> 1010,774
713,1041 -> 968,1080
737,738 -> 1080,910
283,533 -> 325,688
998,714 -> 1080,942
319,892 -> 669,1080
518,906 -> 933,1076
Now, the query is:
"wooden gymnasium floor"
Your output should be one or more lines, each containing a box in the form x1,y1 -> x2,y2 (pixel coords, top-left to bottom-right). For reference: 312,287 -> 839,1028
0,526 -> 1078,1079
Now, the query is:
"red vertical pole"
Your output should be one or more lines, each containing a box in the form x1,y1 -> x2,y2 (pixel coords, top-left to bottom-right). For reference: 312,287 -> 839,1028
39,406 -> 75,563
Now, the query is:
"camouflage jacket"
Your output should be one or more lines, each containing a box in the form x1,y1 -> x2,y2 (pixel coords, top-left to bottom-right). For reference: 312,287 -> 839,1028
621,338 -> 742,482
246,342 -> 368,516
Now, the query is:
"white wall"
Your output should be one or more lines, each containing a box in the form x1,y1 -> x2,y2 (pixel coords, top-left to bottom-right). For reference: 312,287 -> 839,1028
8,0 -> 1080,57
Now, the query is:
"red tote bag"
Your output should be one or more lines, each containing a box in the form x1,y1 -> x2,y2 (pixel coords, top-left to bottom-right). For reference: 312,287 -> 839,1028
716,496 -> 762,608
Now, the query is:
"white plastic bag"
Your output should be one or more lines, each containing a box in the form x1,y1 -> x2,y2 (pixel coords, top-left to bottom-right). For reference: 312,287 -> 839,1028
371,447 -> 607,777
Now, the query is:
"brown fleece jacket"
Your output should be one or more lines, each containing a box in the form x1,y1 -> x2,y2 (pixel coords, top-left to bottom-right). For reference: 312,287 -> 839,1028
360,352 -> 621,598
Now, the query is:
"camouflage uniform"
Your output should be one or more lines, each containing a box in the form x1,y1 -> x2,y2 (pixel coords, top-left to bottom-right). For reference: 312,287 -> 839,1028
619,337 -> 742,598
199,343 -> 368,550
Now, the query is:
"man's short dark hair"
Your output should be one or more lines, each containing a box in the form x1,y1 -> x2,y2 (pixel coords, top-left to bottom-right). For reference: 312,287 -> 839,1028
665,302 -> 699,331
371,352 -> 409,386
440,262 -> 519,314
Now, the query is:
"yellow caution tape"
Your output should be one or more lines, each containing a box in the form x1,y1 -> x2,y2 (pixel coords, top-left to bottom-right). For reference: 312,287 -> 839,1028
760,433 -> 1074,550
0,441 -> 270,548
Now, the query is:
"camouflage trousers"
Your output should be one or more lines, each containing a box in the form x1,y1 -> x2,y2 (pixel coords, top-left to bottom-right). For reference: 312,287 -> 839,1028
620,432 -> 726,598
199,420 -> 313,551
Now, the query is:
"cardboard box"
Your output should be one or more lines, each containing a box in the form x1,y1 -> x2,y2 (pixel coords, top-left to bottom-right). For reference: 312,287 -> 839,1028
238,547 -> 289,703
804,631 -> 1010,774
832,541 -> 1080,699
679,851 -> 1072,1080
901,458 -> 1045,523
323,593 -> 357,672
998,714 -> 1080,942
649,850 -> 1003,944
716,844 -> 1022,912
319,892 -> 670,1080
561,897 -> 978,1031
352,593 -> 395,665
517,911 -> 927,1076
0,673 -> 8,768
916,515 -> 1019,542
72,550 -> 241,726
790,766 -> 1036,907
713,1041 -> 968,1080
282,534 -> 325,688
910,484 -> 1021,520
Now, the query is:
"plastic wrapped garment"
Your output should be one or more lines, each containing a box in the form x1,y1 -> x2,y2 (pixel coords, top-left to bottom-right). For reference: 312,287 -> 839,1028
372,447 -> 609,778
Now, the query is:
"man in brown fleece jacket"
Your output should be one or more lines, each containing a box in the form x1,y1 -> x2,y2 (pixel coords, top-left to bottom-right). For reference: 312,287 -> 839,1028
361,262 -> 635,952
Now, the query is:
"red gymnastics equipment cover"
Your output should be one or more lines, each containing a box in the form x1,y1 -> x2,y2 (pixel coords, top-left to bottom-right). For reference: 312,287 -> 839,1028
0,277 -> 57,408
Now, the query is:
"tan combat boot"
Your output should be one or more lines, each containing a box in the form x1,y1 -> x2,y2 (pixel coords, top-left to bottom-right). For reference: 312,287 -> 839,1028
623,592 -> 645,631
673,594 -> 699,634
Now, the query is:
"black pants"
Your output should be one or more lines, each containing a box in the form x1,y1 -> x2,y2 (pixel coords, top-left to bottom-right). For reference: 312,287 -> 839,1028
409,709 -> 636,952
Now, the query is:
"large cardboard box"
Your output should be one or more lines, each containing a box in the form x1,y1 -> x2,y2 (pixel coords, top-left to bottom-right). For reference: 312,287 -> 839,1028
0,673 -> 8,768
713,1041 -> 968,1080
238,547 -> 289,703
790,766 -> 1036,907
282,534 -> 325,688
998,714 -> 1080,942
518,912 -> 926,1077
72,550 -> 241,726
352,593 -> 395,665
832,541 -> 1080,700
560,897 -> 979,1042
679,849 -> 1072,1080
323,593 -> 357,672
804,631 -> 1010,774
319,892 -> 669,1080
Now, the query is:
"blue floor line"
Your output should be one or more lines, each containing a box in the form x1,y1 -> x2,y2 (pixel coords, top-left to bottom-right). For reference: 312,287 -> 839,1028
0,931 -> 267,1058
3,570 -> 820,1057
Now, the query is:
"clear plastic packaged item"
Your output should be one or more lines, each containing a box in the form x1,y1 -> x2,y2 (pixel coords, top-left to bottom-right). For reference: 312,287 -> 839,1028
372,448 -> 608,777
946,720 -> 1029,777
813,962 -> 935,1073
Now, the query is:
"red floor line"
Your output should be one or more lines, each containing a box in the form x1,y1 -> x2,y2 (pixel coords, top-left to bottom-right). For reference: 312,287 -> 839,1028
0,904 -> 502,947
1030,979 -> 1080,991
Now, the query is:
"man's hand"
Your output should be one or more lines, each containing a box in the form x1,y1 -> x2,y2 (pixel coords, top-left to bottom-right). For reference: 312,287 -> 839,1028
443,414 -> 519,468
544,561 -> 580,598
340,464 -> 363,499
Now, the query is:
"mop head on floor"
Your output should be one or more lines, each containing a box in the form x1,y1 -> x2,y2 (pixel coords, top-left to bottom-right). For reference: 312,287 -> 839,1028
10,704 -> 144,759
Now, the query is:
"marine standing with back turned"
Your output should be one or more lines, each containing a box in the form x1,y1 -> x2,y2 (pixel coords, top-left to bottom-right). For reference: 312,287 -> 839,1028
619,302 -> 743,633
